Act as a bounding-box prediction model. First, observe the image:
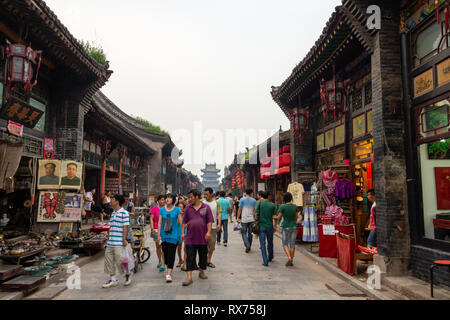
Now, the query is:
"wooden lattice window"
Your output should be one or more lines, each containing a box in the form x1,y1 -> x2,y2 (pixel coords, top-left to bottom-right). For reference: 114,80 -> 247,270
364,82 -> 372,106
352,88 -> 363,112
411,10 -> 449,68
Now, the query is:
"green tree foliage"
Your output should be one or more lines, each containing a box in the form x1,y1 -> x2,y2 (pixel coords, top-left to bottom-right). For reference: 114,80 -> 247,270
133,116 -> 168,135
80,40 -> 108,66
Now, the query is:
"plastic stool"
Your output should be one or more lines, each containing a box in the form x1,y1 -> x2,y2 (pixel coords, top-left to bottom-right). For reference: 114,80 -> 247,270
430,260 -> 450,298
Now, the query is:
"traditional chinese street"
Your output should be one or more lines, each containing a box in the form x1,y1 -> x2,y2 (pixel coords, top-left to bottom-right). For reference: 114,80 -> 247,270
54,224 -> 368,300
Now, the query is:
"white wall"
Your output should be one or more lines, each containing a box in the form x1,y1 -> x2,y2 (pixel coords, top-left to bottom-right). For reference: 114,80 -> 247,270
418,144 -> 450,239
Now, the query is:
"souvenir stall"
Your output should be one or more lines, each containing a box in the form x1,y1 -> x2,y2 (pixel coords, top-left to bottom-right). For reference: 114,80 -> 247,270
259,145 -> 291,205
351,138 -> 374,245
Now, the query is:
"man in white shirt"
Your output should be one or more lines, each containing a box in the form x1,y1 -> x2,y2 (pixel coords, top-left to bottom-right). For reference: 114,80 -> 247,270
203,188 -> 221,268
84,187 -> 96,221
237,189 -> 257,253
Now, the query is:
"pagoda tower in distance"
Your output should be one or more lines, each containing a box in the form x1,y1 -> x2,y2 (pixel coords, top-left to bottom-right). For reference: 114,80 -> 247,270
201,164 -> 221,192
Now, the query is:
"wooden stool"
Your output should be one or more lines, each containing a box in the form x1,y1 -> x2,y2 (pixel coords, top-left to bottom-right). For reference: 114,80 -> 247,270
430,260 -> 450,298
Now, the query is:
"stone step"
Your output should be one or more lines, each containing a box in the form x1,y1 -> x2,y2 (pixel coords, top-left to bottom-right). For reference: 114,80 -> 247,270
1,275 -> 46,293
0,265 -> 24,282
326,281 -> 367,297
24,283 -> 67,300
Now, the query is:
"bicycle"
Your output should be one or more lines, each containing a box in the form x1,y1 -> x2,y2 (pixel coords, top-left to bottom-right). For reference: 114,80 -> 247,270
130,213 -> 151,273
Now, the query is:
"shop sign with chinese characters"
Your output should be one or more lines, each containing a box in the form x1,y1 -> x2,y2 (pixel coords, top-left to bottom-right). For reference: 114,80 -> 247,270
7,121 -> 23,136
0,97 -> 44,128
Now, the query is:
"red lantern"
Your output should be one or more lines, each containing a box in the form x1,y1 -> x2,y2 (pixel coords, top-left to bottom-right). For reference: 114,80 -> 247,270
320,79 -> 345,121
2,41 -> 42,97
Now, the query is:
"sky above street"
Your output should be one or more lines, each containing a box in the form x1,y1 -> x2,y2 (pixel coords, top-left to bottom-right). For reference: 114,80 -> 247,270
44,0 -> 341,179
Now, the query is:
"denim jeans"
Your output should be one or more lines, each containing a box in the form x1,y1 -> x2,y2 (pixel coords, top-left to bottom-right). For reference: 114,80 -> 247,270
240,222 -> 253,248
217,219 -> 228,243
259,226 -> 274,265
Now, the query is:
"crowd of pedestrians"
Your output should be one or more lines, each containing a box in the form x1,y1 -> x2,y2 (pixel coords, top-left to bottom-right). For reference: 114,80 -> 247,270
101,188 -> 300,288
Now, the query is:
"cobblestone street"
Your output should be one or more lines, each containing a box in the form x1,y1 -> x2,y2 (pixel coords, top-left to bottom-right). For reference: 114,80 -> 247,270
55,223 -> 367,300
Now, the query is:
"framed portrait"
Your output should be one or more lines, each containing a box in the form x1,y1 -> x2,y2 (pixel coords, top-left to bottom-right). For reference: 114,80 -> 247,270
37,191 -> 66,223
59,222 -> 73,234
60,161 -> 83,190
37,160 -> 61,190
317,134 -> 325,151
325,129 -> 334,148
61,193 -> 83,222
353,114 -> 366,138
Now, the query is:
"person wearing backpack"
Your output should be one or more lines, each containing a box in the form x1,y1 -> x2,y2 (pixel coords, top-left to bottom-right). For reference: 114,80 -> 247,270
202,188 -> 222,268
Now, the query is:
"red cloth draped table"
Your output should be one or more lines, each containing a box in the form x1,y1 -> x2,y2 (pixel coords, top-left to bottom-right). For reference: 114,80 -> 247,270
89,224 -> 111,234
318,224 -> 354,258
336,234 -> 356,275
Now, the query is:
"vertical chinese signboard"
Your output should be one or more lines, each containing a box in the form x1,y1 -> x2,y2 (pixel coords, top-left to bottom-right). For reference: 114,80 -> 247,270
44,138 -> 55,159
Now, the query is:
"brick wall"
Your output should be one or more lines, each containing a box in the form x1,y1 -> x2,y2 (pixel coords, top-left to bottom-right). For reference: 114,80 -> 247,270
370,1 -> 411,275
411,246 -> 450,289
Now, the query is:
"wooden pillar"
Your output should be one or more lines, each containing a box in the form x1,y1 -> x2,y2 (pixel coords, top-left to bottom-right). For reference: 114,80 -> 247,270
101,160 -> 106,198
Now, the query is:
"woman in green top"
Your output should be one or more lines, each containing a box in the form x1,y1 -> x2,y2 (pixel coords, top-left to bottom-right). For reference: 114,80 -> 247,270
274,192 -> 298,267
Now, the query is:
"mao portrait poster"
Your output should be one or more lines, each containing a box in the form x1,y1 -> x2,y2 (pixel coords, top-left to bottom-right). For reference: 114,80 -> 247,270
37,191 -> 66,223
37,159 -> 61,190
60,161 -> 83,190
61,193 -> 83,222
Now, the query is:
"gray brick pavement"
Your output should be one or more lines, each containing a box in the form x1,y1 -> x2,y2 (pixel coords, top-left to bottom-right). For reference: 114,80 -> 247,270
54,222 -> 367,300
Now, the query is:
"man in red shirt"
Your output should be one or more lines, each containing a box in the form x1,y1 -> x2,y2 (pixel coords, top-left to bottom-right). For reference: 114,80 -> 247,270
367,189 -> 376,249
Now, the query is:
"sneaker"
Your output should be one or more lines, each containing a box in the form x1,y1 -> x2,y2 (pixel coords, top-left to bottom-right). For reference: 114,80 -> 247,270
182,279 -> 193,286
102,279 -> 118,288
224,243 -> 228,247
159,266 -> 166,272
157,263 -> 162,269
124,274 -> 132,286
262,263 -> 269,267
199,272 -> 208,280
166,274 -> 172,283
245,246 -> 250,253
217,242 -> 221,246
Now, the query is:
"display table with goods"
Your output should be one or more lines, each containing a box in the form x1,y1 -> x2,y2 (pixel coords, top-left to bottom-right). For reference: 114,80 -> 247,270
89,223 -> 110,234
318,223 -> 355,258
335,231 -> 376,275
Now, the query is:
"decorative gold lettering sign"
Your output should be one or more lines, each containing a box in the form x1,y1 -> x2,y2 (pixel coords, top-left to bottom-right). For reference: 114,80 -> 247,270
335,124 -> 345,145
353,114 -> 366,138
437,58 -> 450,87
325,129 -> 334,148
367,110 -> 373,132
317,134 -> 324,151
414,68 -> 434,97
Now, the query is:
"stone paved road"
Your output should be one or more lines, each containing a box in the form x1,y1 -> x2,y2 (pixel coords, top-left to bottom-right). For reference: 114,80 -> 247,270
55,222 -> 367,300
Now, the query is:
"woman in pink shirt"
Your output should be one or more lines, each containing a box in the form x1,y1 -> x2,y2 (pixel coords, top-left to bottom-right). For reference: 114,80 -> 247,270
150,195 -> 166,271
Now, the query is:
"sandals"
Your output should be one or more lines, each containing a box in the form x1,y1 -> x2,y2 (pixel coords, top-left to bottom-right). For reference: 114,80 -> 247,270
176,260 -> 184,268
207,262 -> 215,268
